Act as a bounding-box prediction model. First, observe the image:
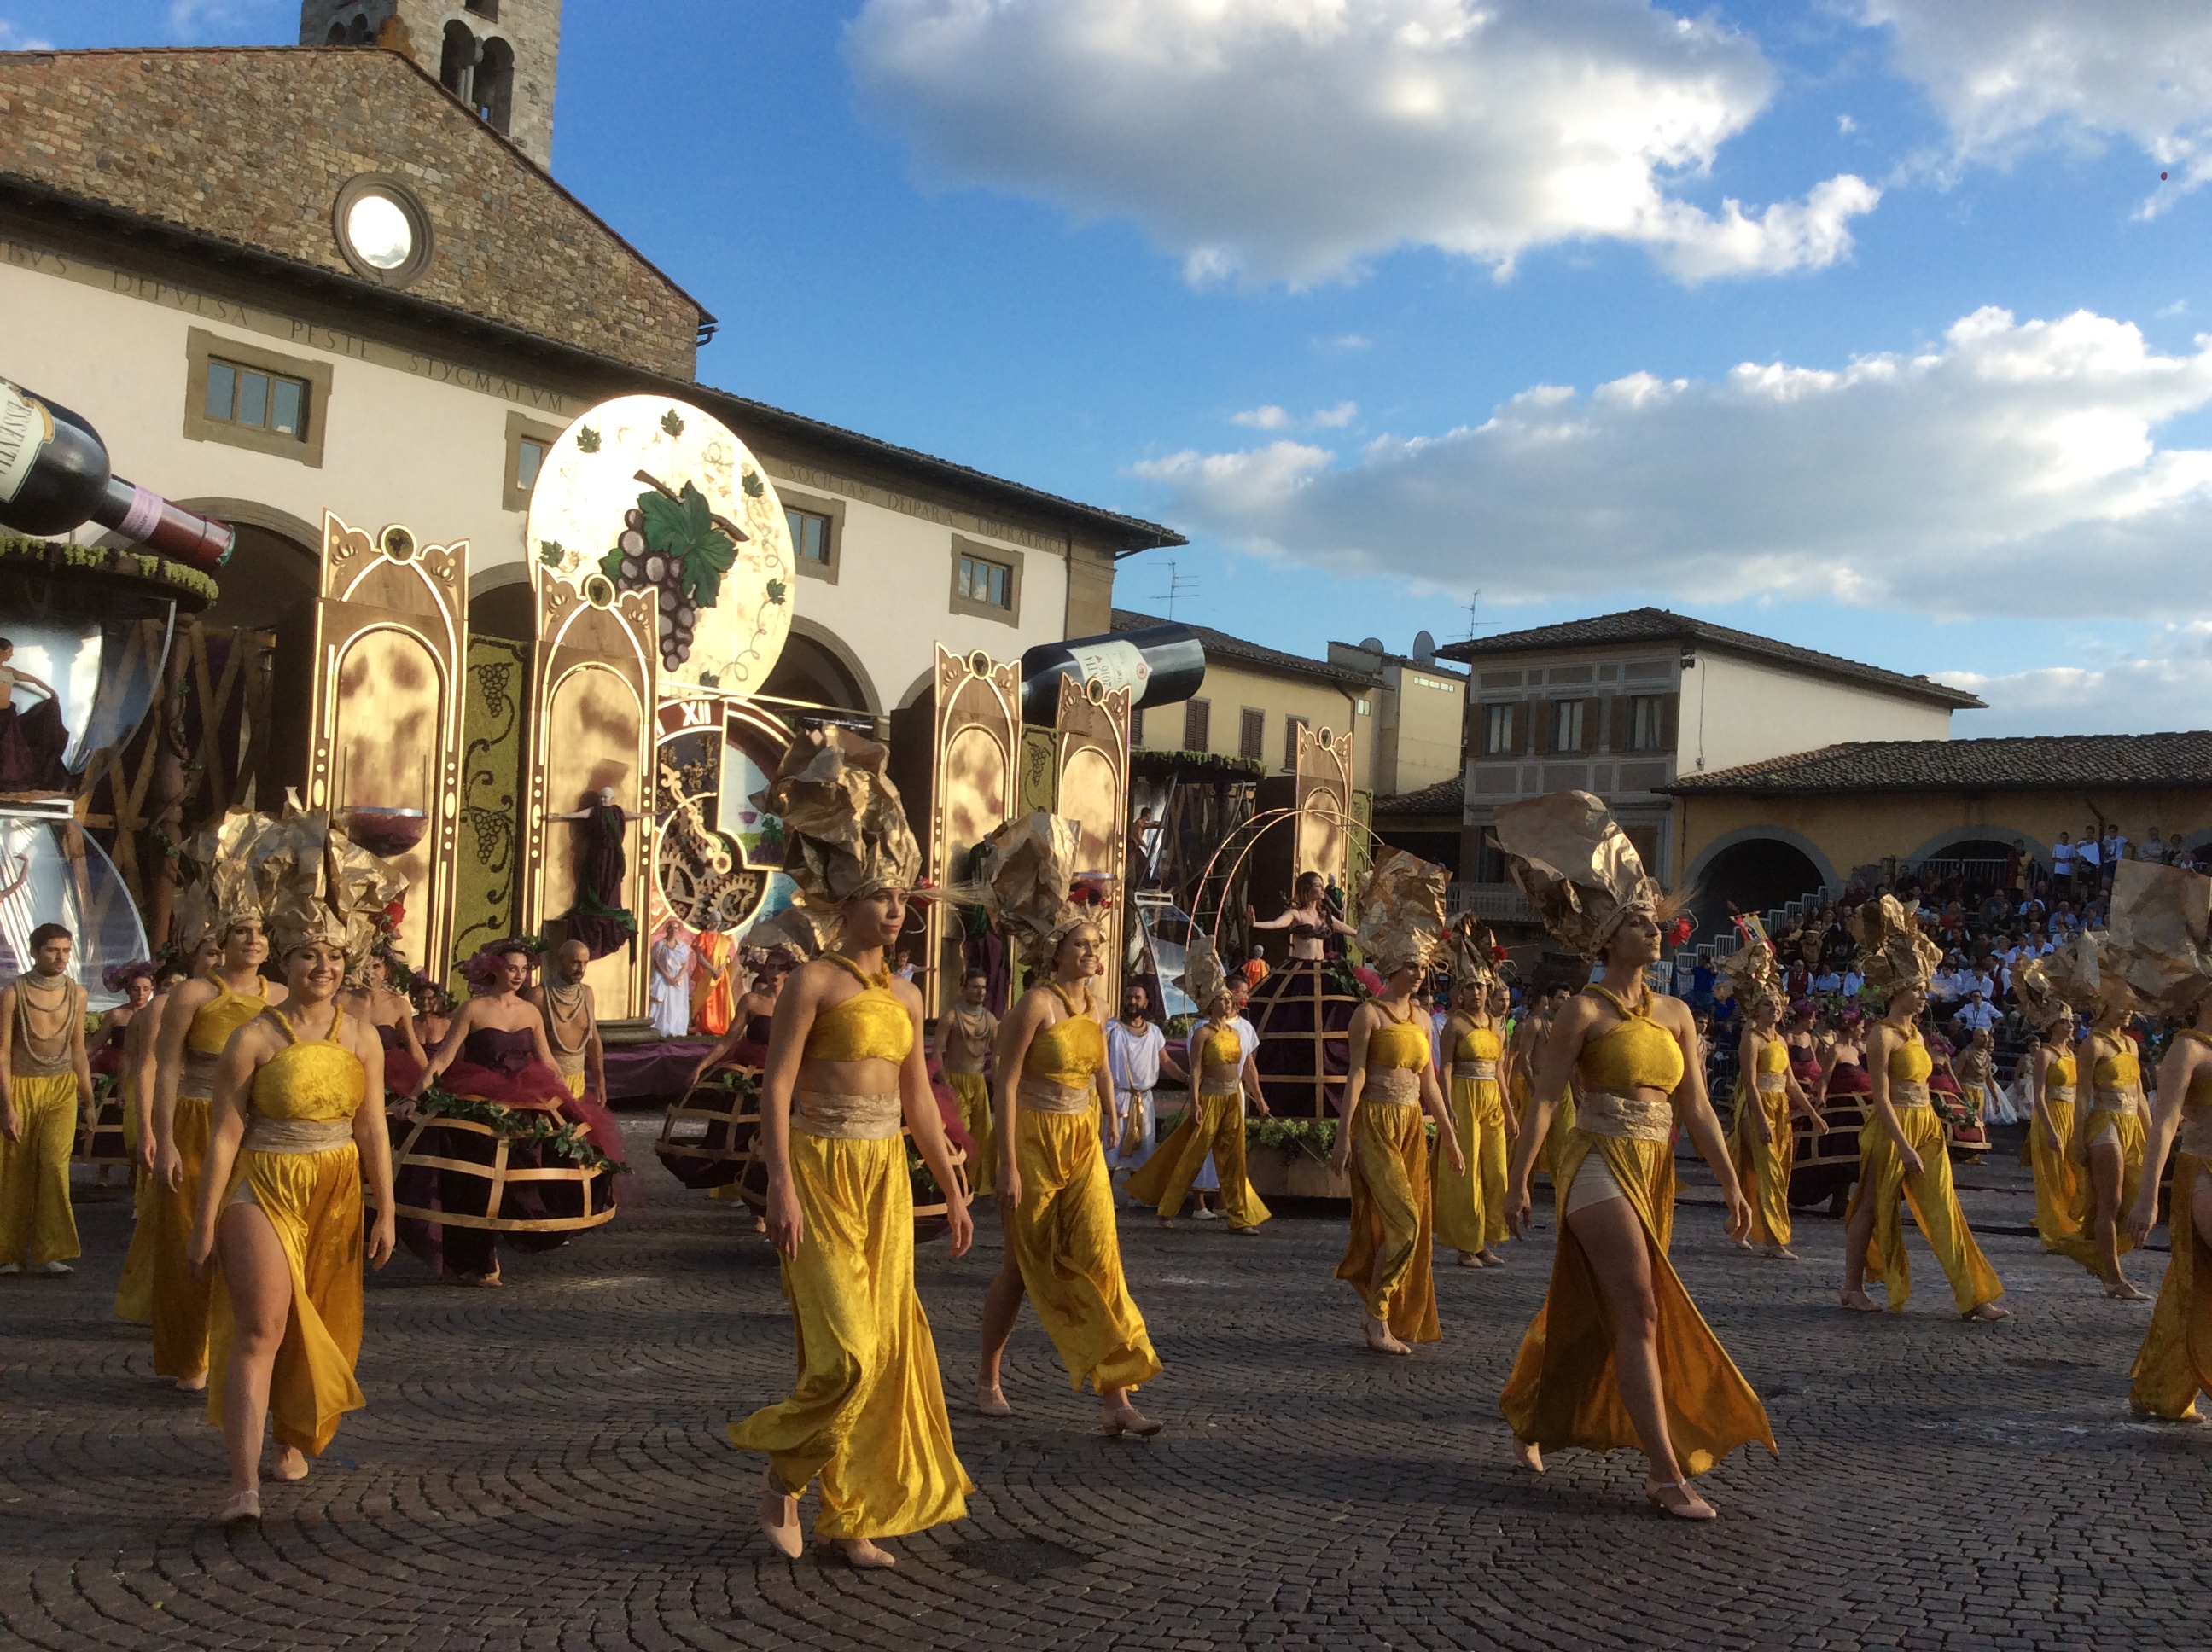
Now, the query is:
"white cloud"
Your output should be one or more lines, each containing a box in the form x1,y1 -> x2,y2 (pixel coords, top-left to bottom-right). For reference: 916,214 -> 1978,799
1324,334 -> 1373,352
1863,2 -> 2212,207
0,21 -> 55,49
847,0 -> 1879,287
1231,401 -> 1359,432
1231,404 -> 1292,431
1312,402 -> 1359,428
1837,113 -> 1858,136
1938,625 -> 2212,736
1135,306 -> 2212,621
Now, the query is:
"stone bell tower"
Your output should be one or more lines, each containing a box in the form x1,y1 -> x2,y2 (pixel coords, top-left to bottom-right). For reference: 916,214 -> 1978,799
301,0 -> 562,170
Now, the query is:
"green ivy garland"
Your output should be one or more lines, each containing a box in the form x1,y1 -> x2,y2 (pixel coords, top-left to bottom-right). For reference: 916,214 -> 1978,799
412,1087 -> 628,1175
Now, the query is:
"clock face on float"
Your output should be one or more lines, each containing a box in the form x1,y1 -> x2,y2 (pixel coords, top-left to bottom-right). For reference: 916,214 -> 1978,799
524,395 -> 795,697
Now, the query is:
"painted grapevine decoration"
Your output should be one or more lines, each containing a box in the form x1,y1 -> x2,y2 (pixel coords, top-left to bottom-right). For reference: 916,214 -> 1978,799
524,396 -> 795,695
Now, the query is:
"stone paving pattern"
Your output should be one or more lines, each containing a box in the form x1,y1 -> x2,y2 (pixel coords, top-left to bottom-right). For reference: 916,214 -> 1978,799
3,1119 -> 2204,1651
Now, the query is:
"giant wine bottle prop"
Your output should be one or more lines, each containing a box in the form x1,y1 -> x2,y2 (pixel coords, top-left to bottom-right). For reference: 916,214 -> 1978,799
1019,621 -> 1205,728
0,379 -> 234,572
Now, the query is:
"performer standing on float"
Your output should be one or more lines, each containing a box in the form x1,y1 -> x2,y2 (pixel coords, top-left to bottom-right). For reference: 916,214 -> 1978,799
1330,852 -> 1466,1355
2015,958 -> 2082,1253
2050,932 -> 2151,1299
1495,792 -> 1774,1521
1717,939 -> 1828,1262
340,945 -> 425,1098
154,818 -> 290,1388
2118,861 -> 2212,1417
188,803 -> 399,1527
933,969 -> 998,1197
647,917 -> 693,1039
1126,939 -> 1271,1233
726,729 -> 974,1569
0,923 -> 93,1275
1838,897 -> 2009,1321
1244,872 -> 1359,1116
1433,918 -> 1510,1270
970,812 -> 1164,1436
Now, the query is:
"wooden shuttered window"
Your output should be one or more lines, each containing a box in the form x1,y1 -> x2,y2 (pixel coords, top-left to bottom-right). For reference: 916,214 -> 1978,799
1527,696 -> 1548,756
1239,707 -> 1266,761
1185,697 -> 1211,752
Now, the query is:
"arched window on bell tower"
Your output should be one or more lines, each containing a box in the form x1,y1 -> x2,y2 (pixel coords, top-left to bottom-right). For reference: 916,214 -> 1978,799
439,20 -> 480,104
474,36 -> 516,136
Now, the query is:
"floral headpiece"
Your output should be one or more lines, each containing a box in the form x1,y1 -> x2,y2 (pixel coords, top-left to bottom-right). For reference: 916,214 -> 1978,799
1441,914 -> 1505,994
751,727 -> 921,954
951,811 -> 1111,971
1353,849 -> 1450,979
1854,895 -> 1942,999
172,794 -> 405,969
1493,791 -> 1684,958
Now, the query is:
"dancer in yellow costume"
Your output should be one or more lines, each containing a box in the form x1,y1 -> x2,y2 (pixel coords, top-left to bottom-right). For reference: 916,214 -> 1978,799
2116,860 -> 2212,1418
1127,939 -> 1271,1231
0,922 -> 93,1274
1432,916 -> 1507,1269
1331,852 -> 1465,1354
932,969 -> 998,1197
727,731 -> 974,1569
1716,935 -> 1828,1262
1839,898 -> 2008,1321
115,955 -> 199,1321
970,811 -> 1163,1436
153,814 -> 293,1388
1494,792 -> 1773,1521
2049,932 -> 2151,1297
186,799 -> 399,1527
2016,957 -> 2082,1254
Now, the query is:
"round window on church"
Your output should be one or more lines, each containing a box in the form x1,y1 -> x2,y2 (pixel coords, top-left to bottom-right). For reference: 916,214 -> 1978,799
331,175 -> 434,287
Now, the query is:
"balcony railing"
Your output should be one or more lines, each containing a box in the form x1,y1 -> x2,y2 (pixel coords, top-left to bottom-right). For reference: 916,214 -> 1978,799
1446,882 -> 1535,923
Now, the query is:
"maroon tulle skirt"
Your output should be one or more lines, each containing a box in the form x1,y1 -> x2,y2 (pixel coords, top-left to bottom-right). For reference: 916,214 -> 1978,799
1825,1061 -> 1872,1097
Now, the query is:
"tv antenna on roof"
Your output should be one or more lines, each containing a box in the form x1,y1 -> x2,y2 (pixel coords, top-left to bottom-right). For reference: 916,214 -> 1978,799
1464,589 -> 1481,640
1153,560 -> 1198,620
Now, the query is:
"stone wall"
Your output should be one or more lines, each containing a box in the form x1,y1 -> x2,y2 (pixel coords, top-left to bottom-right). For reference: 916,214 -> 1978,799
0,47 -> 700,378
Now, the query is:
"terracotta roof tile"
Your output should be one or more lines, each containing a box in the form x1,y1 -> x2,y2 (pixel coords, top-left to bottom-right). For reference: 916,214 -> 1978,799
1112,610 -> 1380,689
1375,776 -> 1464,816
1664,733 -> 2212,794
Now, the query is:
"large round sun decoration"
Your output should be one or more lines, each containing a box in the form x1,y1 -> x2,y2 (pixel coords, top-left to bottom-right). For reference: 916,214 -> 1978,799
525,395 -> 794,693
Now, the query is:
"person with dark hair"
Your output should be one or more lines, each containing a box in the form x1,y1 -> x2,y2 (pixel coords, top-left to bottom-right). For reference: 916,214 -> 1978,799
114,945 -> 214,1325
0,637 -> 67,794
933,969 -> 999,1197
0,922 -> 93,1274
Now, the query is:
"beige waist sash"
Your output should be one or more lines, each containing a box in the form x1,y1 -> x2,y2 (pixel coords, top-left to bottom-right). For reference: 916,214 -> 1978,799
943,1058 -> 987,1077
2180,1108 -> 2212,1161
794,1090 -> 902,1140
242,1115 -> 356,1155
1364,1067 -> 1421,1106
552,1047 -> 586,1079
2093,1086 -> 2140,1114
1453,1059 -> 1499,1081
1889,1079 -> 1931,1108
1200,1061 -> 1243,1096
1754,1073 -> 1786,1093
178,1048 -> 221,1102
1018,1076 -> 1095,1115
2045,1084 -> 2075,1105
1575,1089 -> 1674,1143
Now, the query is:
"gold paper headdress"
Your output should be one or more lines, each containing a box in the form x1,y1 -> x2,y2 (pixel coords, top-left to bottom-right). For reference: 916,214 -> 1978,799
1441,914 -> 1501,993
2011,955 -> 2073,1035
1714,935 -> 1786,1021
2102,859 -> 2212,1017
1854,895 -> 1941,1000
2046,928 -> 2133,1021
752,728 -> 922,953
1354,849 -> 1450,979
171,794 -> 405,968
1177,934 -> 1231,1015
1493,791 -> 1672,957
952,811 -> 1109,971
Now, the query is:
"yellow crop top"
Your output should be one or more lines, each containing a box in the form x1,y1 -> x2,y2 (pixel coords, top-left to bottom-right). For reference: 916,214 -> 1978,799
1199,1026 -> 1243,1068
1888,1032 -> 1932,1084
1025,983 -> 1106,1086
1453,1025 -> 1503,1063
2046,1051 -> 2075,1088
1575,985 -> 1684,1095
249,1009 -> 364,1123
1366,1008 -> 1430,1072
803,956 -> 913,1065
2093,1043 -> 2140,1090
189,977 -> 271,1056
1756,1037 -> 1790,1076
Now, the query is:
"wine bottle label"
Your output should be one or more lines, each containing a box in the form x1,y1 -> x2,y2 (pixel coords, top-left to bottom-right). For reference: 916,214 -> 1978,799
0,380 -> 54,507
115,484 -> 164,544
1064,638 -> 1151,699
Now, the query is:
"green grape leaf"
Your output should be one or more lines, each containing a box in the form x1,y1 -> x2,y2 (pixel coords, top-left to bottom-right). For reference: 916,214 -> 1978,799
661,408 -> 685,437
637,486 -> 694,556
765,579 -> 787,606
637,481 -> 738,608
742,469 -> 765,497
577,426 -> 601,452
537,539 -> 565,568
598,543 -> 626,584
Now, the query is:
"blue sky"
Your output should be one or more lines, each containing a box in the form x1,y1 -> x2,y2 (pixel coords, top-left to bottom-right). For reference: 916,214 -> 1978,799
15,1 -> 2212,738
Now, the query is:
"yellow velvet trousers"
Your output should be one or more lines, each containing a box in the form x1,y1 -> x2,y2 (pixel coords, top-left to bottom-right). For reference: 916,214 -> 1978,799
0,1073 -> 81,1267
207,1143 -> 367,1456
1848,1106 -> 2004,1314
1006,1108 -> 1161,1393
2131,1155 -> 2212,1420
727,1132 -> 973,1539
1434,1075 -> 1508,1253
1727,1083 -> 1794,1248
2029,1099 -> 2080,1252
946,1072 -> 993,1196
2052,1108 -> 2145,1274
1125,1091 -> 1270,1228
1543,1091 -> 1580,1181
115,1079 -> 154,1323
151,1095 -> 215,1378
1501,1131 -> 1776,1476
1336,1102 -> 1439,1344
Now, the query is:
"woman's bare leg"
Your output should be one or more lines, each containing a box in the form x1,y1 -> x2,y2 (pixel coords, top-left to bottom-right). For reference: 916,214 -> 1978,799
978,1206 -> 1027,1387
1564,1193 -> 1707,1509
1840,1183 -> 1880,1310
213,1201 -> 293,1500
2087,1142 -> 2146,1299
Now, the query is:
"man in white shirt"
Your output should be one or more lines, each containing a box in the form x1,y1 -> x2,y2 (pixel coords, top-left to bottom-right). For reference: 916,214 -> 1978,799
2051,833 -> 2075,888
1106,983 -> 1184,1201
1841,968 -> 1865,1000
1955,992 -> 1999,1033
2144,826 -> 2168,865
1813,966 -> 1843,996
2076,829 -> 2101,895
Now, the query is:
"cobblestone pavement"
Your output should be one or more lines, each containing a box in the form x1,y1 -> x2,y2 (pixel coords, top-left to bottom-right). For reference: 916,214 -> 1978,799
4,1117 -> 2204,1651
